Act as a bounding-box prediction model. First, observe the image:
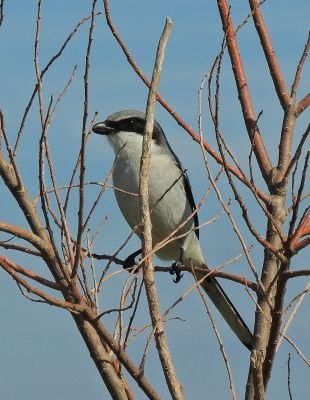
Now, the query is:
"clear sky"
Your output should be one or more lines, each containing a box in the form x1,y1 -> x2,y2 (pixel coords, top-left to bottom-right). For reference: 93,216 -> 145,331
0,1 -> 309,399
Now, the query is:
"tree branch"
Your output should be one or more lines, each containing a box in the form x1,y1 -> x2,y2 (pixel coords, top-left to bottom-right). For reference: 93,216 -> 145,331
291,31 -> 310,98
72,0 -> 97,280
139,17 -> 183,400
296,92 -> 310,116
216,0 -> 272,182
249,0 -> 291,109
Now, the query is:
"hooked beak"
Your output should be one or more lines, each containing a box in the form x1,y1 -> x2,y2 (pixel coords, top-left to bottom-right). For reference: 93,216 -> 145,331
92,121 -> 116,135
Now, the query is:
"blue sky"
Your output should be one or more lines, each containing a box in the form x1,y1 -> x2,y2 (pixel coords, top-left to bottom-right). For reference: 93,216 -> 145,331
0,1 -> 309,399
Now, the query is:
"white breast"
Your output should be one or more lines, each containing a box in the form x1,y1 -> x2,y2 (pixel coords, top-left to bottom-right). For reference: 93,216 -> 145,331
108,131 -> 204,265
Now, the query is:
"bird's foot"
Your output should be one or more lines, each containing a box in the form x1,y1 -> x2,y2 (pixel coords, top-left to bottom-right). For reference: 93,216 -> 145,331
169,261 -> 184,283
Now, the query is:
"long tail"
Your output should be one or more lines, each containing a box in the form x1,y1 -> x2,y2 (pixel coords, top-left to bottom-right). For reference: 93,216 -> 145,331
200,275 -> 253,350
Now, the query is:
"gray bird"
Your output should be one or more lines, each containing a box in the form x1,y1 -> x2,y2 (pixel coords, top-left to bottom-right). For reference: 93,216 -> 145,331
93,109 -> 253,350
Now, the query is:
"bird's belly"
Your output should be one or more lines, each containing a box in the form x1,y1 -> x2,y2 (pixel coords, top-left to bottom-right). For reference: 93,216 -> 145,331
112,154 -> 194,261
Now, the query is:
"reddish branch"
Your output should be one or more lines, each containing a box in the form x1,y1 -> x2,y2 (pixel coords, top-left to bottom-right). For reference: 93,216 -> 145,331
0,255 -> 161,399
291,31 -> 310,98
248,0 -> 291,109
296,93 -> 310,116
0,257 -> 85,311
0,256 -> 61,290
290,209 -> 310,253
287,151 -> 310,253
216,0 -> 272,182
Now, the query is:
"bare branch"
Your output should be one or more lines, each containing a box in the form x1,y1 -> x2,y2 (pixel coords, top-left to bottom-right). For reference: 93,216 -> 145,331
0,240 -> 41,257
296,92 -> 310,116
14,13 -> 98,155
86,310 -> 162,400
72,0 -> 97,280
0,110 -> 23,188
0,256 -> 61,290
139,17 -> 184,399
287,151 -> 310,252
277,279 -> 310,352
216,0 -> 272,182
284,123 -> 309,181
291,31 -> 310,98
0,257 -> 84,312
249,0 -> 291,109
284,269 -> 310,279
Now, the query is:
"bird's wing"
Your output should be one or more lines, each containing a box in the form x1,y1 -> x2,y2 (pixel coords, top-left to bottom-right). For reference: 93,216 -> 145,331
164,139 -> 200,239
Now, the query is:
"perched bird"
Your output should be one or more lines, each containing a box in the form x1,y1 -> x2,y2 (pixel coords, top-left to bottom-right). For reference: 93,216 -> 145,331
93,109 -> 253,350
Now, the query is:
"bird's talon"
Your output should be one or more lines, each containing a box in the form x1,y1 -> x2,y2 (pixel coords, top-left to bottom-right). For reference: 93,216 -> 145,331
169,262 -> 184,283
173,273 -> 184,283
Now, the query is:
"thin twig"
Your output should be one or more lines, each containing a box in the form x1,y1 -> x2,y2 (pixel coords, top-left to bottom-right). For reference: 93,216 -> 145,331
83,144 -> 125,231
277,279 -> 310,351
0,256 -> 61,290
287,151 -> 309,250
0,241 -> 41,257
284,123 -> 309,181
63,112 -> 97,213
85,307 -> 162,400
14,13 -> 98,155
0,110 -> 23,188
0,257 -> 84,312
72,0 -> 98,281
123,279 -> 144,350
287,353 -> 293,400
291,31 -> 310,98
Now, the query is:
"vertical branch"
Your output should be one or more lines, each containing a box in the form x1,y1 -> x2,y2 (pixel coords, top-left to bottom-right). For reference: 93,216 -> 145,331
216,0 -> 272,182
248,0 -> 291,109
139,17 -> 183,400
72,0 -> 97,280
34,0 -> 45,127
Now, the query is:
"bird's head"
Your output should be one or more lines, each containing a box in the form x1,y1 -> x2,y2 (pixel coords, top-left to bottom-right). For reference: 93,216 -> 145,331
92,110 -> 167,153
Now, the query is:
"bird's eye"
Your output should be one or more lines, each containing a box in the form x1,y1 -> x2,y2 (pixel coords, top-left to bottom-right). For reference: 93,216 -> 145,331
129,119 -> 135,125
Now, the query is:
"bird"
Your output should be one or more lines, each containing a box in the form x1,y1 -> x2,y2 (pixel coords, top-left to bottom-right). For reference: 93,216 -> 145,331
93,109 -> 253,350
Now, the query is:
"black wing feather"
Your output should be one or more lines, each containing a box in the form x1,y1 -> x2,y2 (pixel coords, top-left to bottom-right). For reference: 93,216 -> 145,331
162,136 -> 199,239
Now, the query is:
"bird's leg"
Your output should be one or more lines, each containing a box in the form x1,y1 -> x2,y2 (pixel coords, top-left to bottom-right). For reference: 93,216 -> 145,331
169,248 -> 184,283
123,249 -> 142,271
